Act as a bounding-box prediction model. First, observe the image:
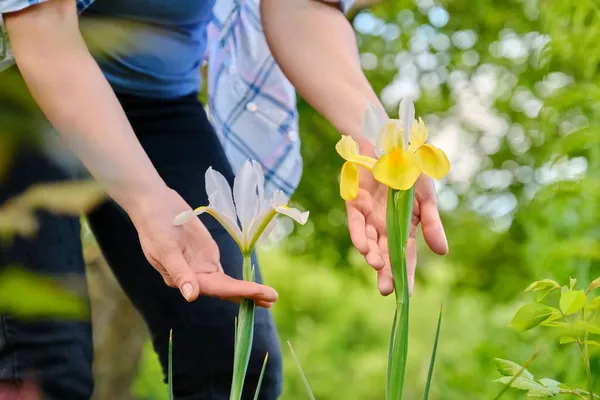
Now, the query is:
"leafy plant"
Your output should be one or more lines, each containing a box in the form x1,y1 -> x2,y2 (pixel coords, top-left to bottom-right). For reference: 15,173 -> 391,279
495,277 -> 600,398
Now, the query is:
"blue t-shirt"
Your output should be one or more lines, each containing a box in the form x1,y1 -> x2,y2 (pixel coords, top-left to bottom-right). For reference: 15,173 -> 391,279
82,0 -> 215,98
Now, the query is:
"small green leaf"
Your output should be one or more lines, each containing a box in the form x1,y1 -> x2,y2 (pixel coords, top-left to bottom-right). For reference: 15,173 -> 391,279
539,379 -> 561,390
559,336 -> 577,345
0,266 -> 88,319
569,277 -> 577,290
525,279 -> 562,302
560,290 -> 587,315
587,277 -> 600,294
510,303 -> 554,331
583,340 -> 600,347
541,321 -> 571,329
494,359 -> 534,380
527,385 -> 558,397
585,297 -> 600,312
572,321 -> 600,335
493,376 -> 544,391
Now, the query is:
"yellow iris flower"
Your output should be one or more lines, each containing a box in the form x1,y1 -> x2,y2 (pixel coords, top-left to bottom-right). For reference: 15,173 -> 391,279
336,98 -> 450,200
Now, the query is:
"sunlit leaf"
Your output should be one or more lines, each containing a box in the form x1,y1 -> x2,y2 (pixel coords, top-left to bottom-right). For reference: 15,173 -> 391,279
525,279 -> 561,302
587,277 -> 600,294
560,290 -> 586,315
559,336 -> 577,345
494,359 -> 534,380
510,303 -> 554,331
569,278 -> 577,290
583,340 -> 600,347
21,180 -> 106,215
493,376 -> 545,392
0,266 -> 88,319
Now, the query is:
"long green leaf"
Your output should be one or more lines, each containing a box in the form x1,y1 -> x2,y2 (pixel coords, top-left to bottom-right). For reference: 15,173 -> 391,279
423,304 -> 443,400
287,341 -> 316,400
253,353 -> 269,400
386,188 -> 414,400
168,330 -> 173,400
229,256 -> 256,400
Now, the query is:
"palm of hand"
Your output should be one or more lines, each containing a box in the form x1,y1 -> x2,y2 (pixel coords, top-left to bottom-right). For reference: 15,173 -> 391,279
346,174 -> 448,296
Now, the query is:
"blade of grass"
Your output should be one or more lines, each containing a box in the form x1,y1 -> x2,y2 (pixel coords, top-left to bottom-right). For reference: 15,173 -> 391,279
423,304 -> 443,400
253,353 -> 269,400
287,341 -> 316,400
229,255 -> 256,400
168,329 -> 173,400
386,188 -> 414,400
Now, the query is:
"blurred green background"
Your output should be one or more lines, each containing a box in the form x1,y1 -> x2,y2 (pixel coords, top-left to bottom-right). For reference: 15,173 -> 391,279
135,0 -> 600,398
3,0 -> 600,399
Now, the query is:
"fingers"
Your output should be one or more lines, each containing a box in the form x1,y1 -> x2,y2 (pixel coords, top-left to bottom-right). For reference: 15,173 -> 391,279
346,202 -> 369,255
420,198 -> 448,255
377,266 -> 394,296
197,272 -> 279,304
365,224 -> 384,269
416,177 -> 449,255
161,249 -> 200,302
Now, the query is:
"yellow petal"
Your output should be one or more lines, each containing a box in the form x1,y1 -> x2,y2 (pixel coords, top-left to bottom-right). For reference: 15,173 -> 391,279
379,120 -> 404,154
408,117 -> 428,152
340,161 -> 360,200
372,148 -> 421,190
335,136 -> 377,170
414,144 -> 450,180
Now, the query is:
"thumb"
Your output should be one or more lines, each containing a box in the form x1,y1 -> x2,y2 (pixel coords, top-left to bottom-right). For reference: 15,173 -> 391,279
163,250 -> 200,302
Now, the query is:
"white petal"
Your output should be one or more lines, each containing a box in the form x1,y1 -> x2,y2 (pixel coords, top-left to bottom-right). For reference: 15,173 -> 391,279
173,210 -> 195,226
399,96 -> 415,145
195,206 -> 244,248
205,167 -> 237,220
233,160 -> 260,233
362,102 -> 388,146
271,190 -> 289,208
257,218 -> 279,246
275,206 -> 309,225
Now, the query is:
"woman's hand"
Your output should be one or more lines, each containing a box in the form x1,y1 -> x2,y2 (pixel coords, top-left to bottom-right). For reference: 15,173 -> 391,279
346,172 -> 448,296
128,188 -> 278,307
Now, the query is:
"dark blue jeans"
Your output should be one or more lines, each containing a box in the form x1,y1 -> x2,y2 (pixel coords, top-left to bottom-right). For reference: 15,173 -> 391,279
0,93 -> 282,400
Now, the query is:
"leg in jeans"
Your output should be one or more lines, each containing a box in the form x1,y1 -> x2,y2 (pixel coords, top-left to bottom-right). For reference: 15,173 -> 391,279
0,149 -> 94,400
86,94 -> 282,400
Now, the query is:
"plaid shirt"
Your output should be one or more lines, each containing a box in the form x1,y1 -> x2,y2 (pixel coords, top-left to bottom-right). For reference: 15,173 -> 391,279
0,0 -> 354,197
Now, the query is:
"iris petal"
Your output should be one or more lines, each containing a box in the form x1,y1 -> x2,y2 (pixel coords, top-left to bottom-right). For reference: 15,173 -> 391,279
340,161 -> 360,201
362,102 -> 388,147
335,136 -> 377,170
408,118 -> 428,152
205,167 -> 237,221
372,148 -> 421,190
414,144 -> 450,180
233,161 -> 259,233
275,205 -> 310,225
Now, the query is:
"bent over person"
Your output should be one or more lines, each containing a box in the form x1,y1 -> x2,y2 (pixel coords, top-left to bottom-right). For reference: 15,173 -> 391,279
0,0 -> 449,398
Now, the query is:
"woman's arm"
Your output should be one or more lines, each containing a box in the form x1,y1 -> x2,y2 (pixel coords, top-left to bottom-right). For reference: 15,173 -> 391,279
261,0 -> 449,295
5,0 -> 165,212
261,0 -> 381,150
4,0 -> 279,305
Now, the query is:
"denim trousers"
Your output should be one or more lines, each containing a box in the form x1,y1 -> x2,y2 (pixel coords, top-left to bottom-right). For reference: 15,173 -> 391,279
0,92 -> 282,400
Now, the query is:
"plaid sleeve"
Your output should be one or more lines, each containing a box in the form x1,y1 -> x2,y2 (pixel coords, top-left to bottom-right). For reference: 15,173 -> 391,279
319,0 -> 355,14
0,0 -> 49,14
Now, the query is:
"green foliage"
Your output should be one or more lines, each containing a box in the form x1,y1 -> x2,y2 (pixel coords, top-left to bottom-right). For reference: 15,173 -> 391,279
0,266 -> 88,319
496,277 -> 600,398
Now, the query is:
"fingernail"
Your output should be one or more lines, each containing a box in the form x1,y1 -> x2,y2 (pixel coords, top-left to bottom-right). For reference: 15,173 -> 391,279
182,283 -> 193,301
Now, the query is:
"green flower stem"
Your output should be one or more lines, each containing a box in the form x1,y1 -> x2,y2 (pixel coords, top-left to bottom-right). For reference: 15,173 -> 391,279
386,187 -> 414,400
230,255 -> 256,400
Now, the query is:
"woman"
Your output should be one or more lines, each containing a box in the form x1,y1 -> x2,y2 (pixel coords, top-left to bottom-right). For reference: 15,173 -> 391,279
0,0 -> 449,398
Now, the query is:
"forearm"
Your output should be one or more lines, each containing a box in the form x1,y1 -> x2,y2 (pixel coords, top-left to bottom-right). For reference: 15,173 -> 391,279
261,0 -> 382,150
5,0 -> 167,216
